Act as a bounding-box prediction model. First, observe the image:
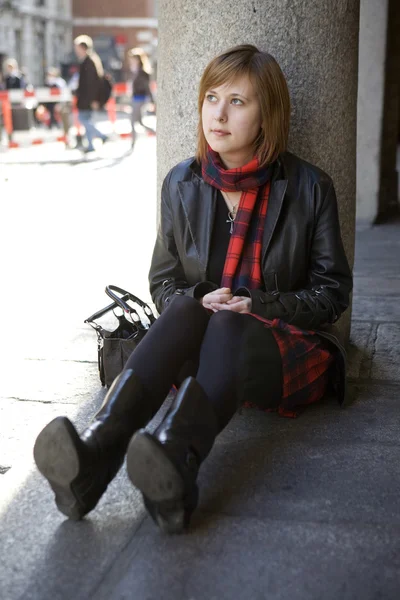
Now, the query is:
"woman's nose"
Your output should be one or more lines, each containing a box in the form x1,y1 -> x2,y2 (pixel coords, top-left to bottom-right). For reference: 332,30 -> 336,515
214,102 -> 227,122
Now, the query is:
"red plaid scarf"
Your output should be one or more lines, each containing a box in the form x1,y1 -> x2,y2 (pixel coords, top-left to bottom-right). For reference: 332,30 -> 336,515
201,147 -> 273,290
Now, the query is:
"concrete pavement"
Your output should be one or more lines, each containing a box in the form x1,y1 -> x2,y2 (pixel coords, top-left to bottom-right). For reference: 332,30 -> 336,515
0,144 -> 399,599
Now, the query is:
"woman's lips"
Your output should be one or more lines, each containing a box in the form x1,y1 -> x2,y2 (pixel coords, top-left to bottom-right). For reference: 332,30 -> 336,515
211,130 -> 230,137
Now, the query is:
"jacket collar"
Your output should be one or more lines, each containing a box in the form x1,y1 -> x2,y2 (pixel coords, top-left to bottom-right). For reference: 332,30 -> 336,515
188,154 -> 288,262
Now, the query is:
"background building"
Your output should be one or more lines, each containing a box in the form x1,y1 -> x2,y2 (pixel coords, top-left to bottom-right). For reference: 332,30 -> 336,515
0,0 -> 73,86
72,0 -> 158,81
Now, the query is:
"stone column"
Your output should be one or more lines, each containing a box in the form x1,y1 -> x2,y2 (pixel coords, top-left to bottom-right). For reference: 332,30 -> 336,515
378,0 -> 400,219
357,0 -> 393,224
158,0 -> 360,340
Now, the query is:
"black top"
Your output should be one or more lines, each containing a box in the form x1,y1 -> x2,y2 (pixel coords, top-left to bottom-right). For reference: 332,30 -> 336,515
132,69 -> 153,100
5,74 -> 25,90
77,56 -> 100,110
207,191 -> 233,286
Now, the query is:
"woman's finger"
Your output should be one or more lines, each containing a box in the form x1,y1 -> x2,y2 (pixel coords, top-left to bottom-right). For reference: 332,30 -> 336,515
211,302 -> 239,312
208,293 -> 232,304
226,296 -> 242,305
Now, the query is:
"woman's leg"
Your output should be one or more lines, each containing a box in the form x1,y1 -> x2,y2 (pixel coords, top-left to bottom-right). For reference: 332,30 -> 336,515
34,295 -> 210,520
124,294 -> 209,406
130,100 -> 138,147
198,311 -> 283,423
127,310 -> 282,533
78,109 -> 106,151
196,310 -> 254,430
134,100 -> 156,133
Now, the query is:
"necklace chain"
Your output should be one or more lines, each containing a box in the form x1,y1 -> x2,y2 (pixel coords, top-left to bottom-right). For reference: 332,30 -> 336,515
224,191 -> 239,218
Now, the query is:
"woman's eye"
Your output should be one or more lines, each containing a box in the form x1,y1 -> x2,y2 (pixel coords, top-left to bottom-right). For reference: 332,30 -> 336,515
206,94 -> 217,102
231,98 -> 243,105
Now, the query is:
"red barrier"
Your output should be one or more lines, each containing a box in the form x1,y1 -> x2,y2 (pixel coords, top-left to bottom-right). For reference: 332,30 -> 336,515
1,82 -> 156,149
0,91 -> 16,147
106,97 -> 117,131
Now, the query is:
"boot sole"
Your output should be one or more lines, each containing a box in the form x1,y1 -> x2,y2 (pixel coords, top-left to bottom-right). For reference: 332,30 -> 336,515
33,417 -> 84,520
126,432 -> 186,534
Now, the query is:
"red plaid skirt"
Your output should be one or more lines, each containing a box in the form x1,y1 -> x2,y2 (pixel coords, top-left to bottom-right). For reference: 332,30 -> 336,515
243,315 -> 333,418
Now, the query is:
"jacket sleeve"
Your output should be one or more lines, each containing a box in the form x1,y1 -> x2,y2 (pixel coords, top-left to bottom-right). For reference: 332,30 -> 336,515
236,182 -> 353,330
78,59 -> 100,105
149,170 -> 217,314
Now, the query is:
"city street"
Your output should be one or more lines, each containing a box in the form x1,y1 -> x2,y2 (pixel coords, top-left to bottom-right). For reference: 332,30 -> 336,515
0,131 -> 157,512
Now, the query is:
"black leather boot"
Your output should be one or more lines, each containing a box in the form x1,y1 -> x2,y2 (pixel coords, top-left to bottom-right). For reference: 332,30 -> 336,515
33,369 -> 153,520
126,377 -> 219,534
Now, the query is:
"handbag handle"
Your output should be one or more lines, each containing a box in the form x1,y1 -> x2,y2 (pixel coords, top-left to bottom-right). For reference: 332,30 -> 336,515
105,285 -> 157,323
85,293 -> 131,324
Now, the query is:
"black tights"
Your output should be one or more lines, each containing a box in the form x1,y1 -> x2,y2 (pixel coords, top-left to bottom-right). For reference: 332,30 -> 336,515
124,295 -> 281,431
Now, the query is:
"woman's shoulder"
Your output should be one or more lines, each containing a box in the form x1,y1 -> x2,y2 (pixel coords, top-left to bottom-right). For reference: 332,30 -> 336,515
163,157 -> 199,185
280,151 -> 334,188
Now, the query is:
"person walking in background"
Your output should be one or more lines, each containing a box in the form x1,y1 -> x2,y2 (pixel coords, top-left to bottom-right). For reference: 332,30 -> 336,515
74,35 -> 107,153
43,67 -> 66,129
128,48 -> 156,148
4,59 -> 26,90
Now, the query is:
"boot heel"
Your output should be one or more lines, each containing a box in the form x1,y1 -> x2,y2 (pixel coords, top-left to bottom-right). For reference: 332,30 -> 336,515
154,504 -> 186,535
33,416 -> 84,520
127,431 -> 188,534
127,431 -> 184,502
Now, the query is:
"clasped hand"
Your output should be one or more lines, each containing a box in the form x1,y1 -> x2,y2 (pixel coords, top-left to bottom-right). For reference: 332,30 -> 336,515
201,287 -> 251,314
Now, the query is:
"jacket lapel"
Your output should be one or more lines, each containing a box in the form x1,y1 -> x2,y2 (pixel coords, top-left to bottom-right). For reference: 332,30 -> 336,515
262,179 -> 288,263
177,179 -> 216,274
177,162 -> 288,273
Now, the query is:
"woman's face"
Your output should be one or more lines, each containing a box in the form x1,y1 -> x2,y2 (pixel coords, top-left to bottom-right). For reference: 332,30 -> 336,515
201,74 -> 262,169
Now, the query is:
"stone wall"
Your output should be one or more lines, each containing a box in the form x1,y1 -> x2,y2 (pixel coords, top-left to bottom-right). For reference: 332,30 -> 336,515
157,0 -> 360,339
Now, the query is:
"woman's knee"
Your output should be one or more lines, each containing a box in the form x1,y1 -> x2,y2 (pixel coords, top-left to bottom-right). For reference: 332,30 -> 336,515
207,309 -> 245,332
211,309 -> 244,323
165,294 -> 208,321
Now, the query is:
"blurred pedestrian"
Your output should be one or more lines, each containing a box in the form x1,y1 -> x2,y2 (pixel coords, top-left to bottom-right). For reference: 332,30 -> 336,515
74,35 -> 107,153
128,49 -> 156,148
4,59 -> 26,90
43,67 -> 67,129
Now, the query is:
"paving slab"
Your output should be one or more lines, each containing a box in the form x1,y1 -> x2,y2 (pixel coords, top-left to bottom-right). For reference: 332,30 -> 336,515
6,327 -> 100,363
351,296 -> 400,322
198,437 -> 400,525
1,360 -> 100,403
93,516 -> 400,600
224,382 -> 400,445
353,258 -> 400,278
0,393 -> 104,467
371,323 -> 400,381
347,321 -> 375,379
353,275 -> 400,296
0,467 -> 146,600
0,393 -> 173,600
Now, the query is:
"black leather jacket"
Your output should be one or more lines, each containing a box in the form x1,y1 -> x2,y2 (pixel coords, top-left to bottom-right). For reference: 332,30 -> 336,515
149,151 -> 353,403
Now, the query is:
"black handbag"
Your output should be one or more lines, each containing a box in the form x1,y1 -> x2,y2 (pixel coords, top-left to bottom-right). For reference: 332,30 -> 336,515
85,285 -> 157,387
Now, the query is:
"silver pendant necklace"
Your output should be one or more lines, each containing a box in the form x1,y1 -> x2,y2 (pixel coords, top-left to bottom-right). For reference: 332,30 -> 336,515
226,210 -> 236,234
224,191 -> 239,234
